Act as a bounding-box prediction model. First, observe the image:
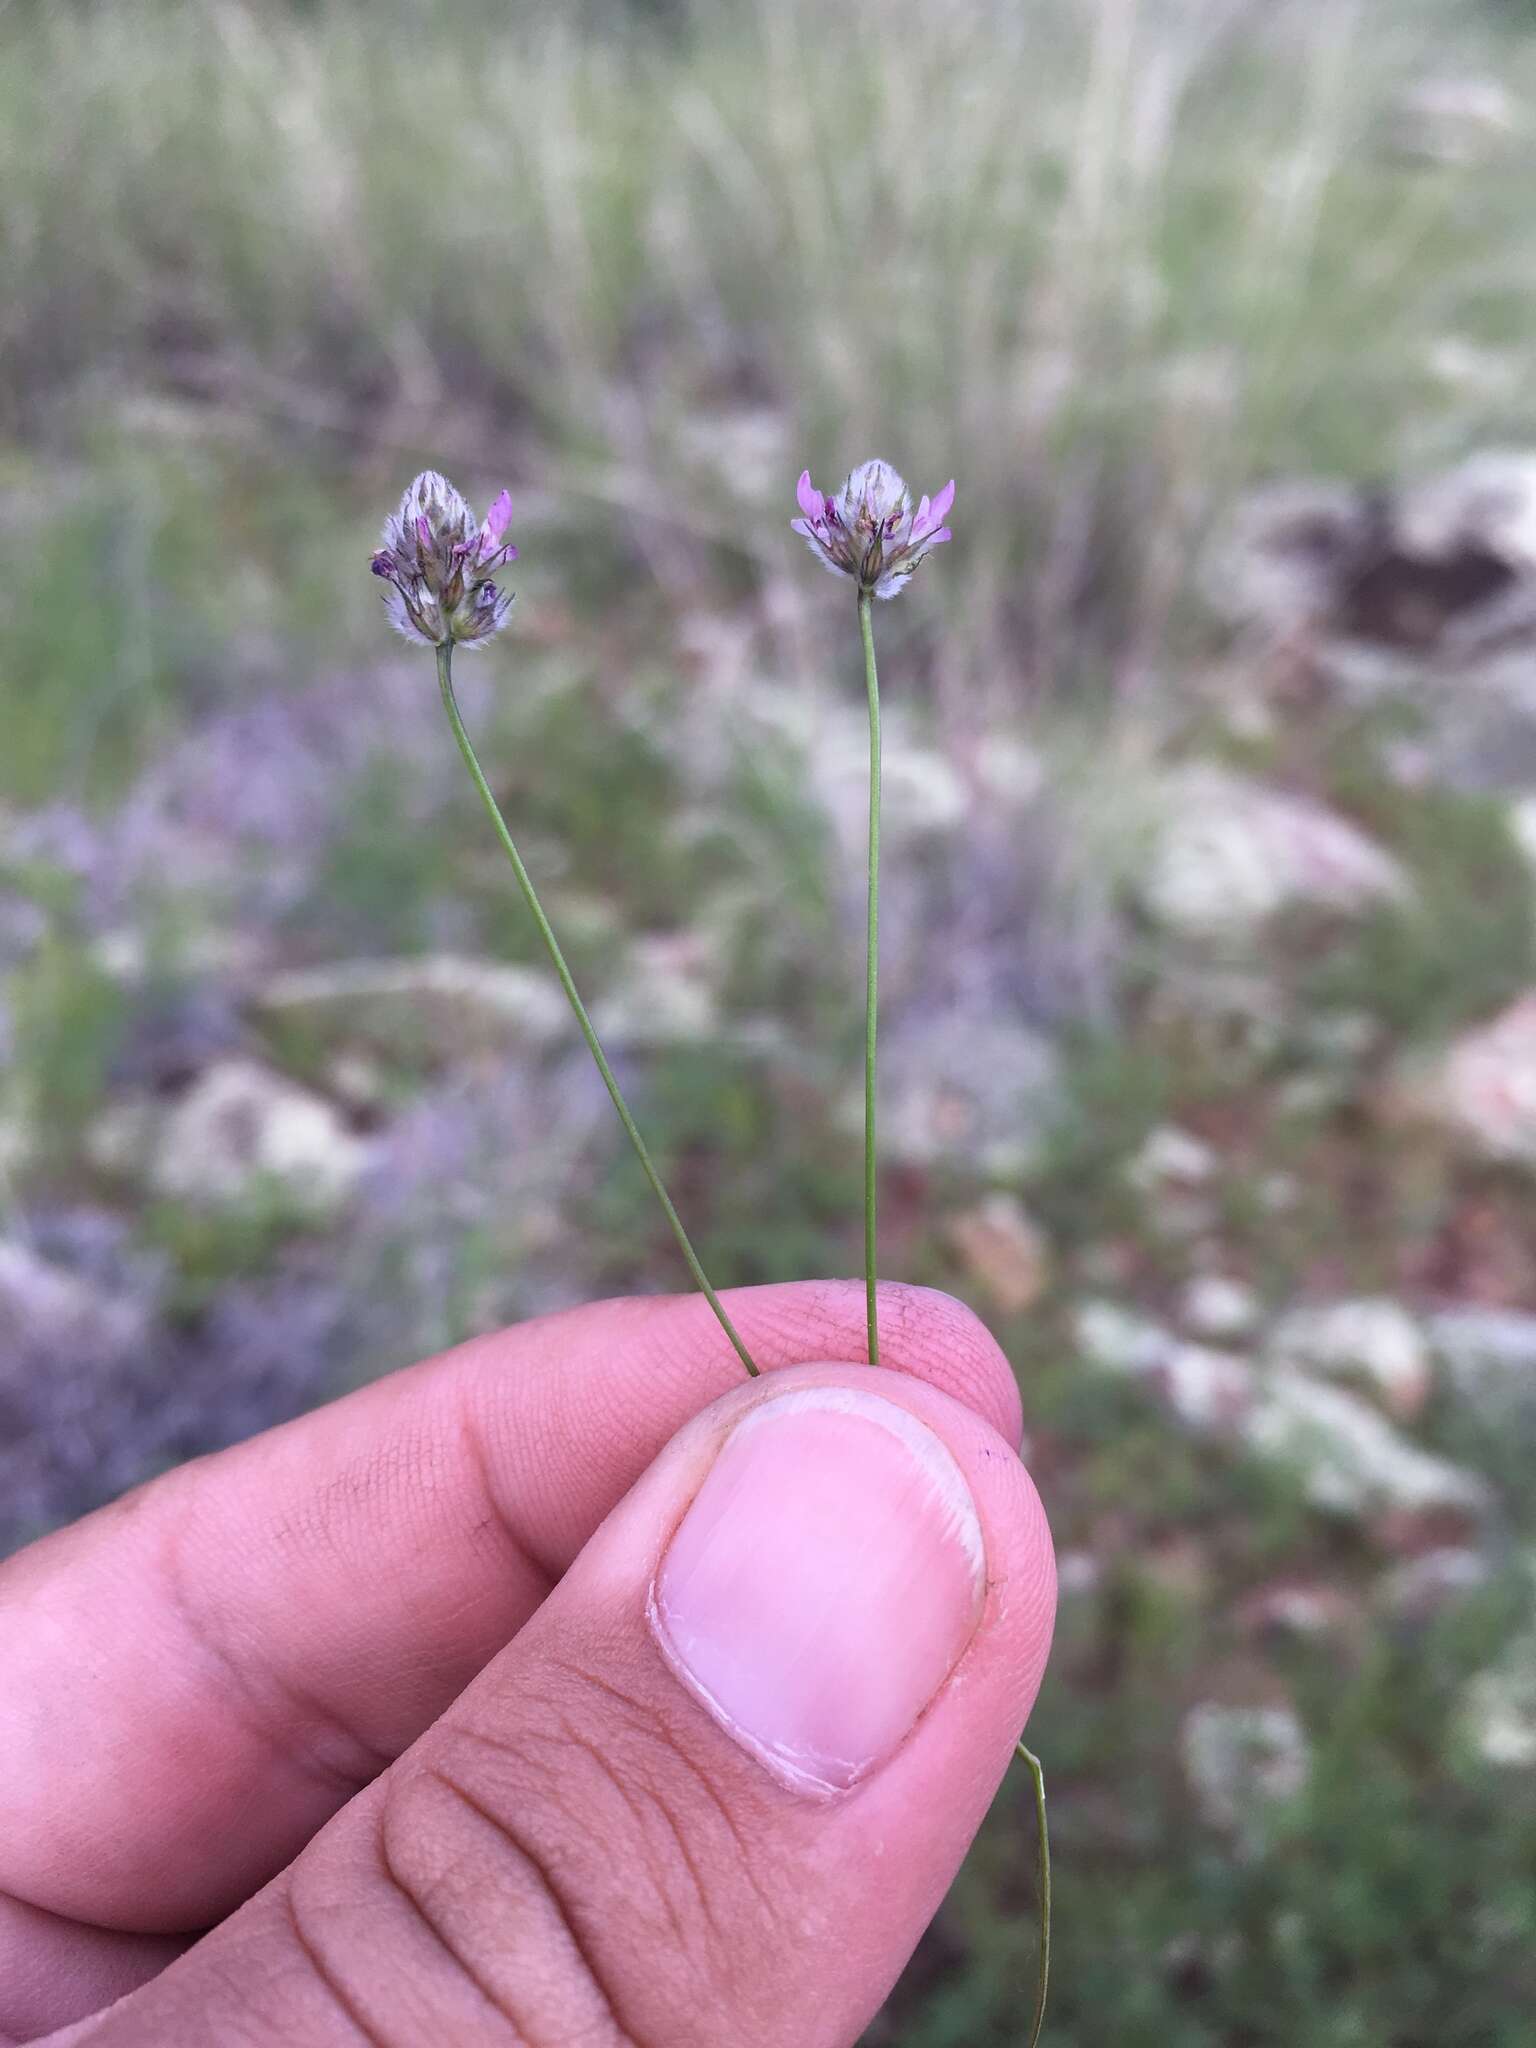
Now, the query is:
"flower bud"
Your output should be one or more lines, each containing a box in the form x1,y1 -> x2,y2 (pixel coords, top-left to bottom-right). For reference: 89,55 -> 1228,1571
371,471 -> 518,648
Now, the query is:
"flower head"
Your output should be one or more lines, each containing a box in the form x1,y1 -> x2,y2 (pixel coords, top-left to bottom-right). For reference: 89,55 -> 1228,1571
791,459 -> 954,600
370,471 -> 517,649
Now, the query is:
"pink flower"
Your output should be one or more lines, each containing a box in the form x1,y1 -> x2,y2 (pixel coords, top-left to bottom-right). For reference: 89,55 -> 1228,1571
791,459 -> 954,599
370,471 -> 518,649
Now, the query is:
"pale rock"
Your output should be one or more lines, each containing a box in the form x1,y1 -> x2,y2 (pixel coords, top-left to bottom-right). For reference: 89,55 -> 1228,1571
879,1014 -> 1059,1177
0,1240 -> 149,1364
1201,479 -> 1364,634
1126,1125 -> 1218,1191
1181,1703 -> 1310,1844
1396,449 -> 1536,573
152,1059 -> 369,1213
1055,1550 -> 1103,1600
1382,1546 -> 1493,1623
844,740 -> 968,839
972,738 -> 1045,808
324,1052 -> 388,1115
1415,995 -> 1536,1166
1430,1306 -> 1536,1413
1181,1274 -> 1260,1342
946,1194 -> 1050,1315
255,956 -> 570,1063
1268,1298 -> 1432,1419
1078,1305 -> 1489,1531
1235,1579 -> 1360,1642
1075,1300 -> 1176,1376
591,933 -> 720,1047
93,925 -> 265,985
1075,1302 -> 1255,1430
1244,1370 -> 1488,1528
1155,1342 -> 1258,1431
807,700 -> 967,854
1141,768 -> 1409,945
1459,1635 -> 1536,1768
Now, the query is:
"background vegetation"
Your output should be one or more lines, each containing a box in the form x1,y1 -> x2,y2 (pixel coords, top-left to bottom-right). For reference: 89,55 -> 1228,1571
4,0 -> 1536,2039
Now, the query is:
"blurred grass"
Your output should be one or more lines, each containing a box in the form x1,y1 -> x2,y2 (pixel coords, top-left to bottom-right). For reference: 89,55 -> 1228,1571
7,0 -> 1536,724
5,1 -> 1536,2042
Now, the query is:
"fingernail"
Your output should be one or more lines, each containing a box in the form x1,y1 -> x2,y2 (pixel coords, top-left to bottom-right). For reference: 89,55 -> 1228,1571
648,1386 -> 986,1797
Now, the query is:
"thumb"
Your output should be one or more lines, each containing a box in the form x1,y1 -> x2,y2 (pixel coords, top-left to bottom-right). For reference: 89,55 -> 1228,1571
79,1362 -> 1055,2048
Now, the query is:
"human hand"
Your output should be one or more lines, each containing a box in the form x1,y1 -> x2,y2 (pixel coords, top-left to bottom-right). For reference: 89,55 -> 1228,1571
0,1281 -> 1055,2046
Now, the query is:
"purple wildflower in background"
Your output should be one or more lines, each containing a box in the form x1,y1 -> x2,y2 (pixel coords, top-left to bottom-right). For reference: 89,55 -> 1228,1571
792,459 -> 955,600
370,470 -> 517,649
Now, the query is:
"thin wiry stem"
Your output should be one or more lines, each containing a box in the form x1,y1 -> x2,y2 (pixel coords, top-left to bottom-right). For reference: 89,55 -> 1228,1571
858,589 -> 881,1367
1017,1741 -> 1051,2047
436,642 -> 758,1378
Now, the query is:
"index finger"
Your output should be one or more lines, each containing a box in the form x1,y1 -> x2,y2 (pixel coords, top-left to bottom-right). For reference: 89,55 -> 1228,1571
0,1280 -> 1021,1935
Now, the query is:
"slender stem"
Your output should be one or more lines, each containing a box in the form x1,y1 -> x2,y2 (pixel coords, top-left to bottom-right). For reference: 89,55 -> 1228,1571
1017,1742 -> 1051,2047
436,642 -> 758,1378
858,589 -> 881,1368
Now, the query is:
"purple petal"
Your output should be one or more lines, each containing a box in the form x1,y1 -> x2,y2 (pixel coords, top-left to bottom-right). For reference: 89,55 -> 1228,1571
483,487 -> 513,540
476,489 -> 514,562
795,469 -> 823,521
927,526 -> 953,547
416,515 -> 433,549
911,480 -> 957,543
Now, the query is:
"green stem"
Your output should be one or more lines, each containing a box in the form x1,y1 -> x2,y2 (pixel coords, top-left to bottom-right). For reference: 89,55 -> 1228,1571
858,589 -> 881,1368
1017,1742 -> 1051,2047
436,642 -> 758,1379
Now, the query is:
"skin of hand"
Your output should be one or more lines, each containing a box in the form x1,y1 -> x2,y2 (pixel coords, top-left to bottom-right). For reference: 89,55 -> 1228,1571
0,1279 -> 1055,2048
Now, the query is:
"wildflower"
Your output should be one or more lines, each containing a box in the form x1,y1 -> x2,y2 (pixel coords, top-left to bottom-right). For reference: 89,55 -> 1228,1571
385,463 -> 762,1377
792,459 -> 954,599
788,457 -> 954,1375
370,470 -> 517,648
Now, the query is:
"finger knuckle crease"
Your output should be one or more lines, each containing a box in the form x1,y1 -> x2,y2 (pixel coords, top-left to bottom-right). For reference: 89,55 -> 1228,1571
283,1884 -> 395,2048
414,1763 -> 656,2048
370,1815 -> 527,2042
543,1660 -> 784,1933
552,1654 -> 782,1925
